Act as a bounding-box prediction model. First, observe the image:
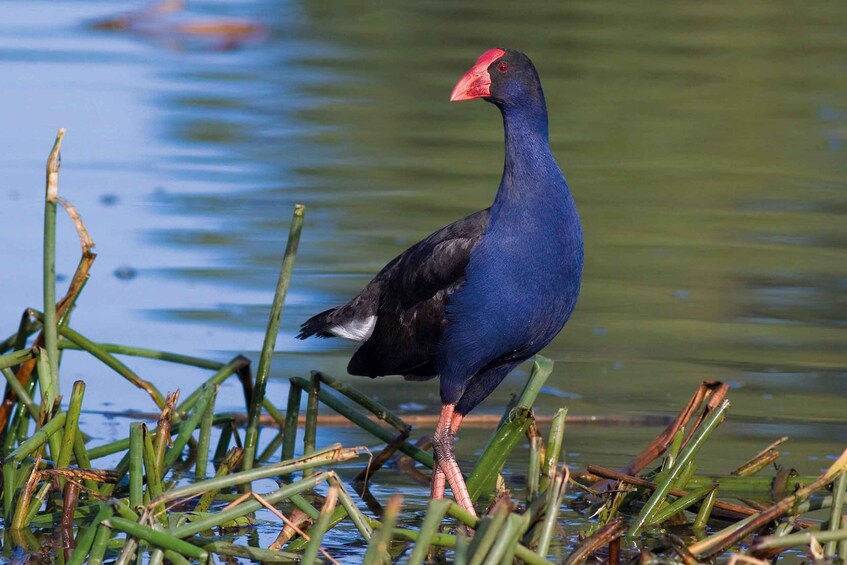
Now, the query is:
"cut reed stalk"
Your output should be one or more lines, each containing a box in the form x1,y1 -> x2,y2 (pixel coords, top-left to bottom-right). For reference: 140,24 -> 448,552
242,204 -> 304,471
42,129 -> 65,398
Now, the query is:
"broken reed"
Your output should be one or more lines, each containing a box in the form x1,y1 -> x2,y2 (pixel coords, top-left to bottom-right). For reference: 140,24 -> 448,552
0,130 -> 846,564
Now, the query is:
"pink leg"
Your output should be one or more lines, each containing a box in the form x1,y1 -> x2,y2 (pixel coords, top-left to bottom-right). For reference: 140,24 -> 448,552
431,404 -> 476,517
430,413 -> 462,500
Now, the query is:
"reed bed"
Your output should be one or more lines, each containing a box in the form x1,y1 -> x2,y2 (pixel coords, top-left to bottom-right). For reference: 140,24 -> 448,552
1,131 -> 845,563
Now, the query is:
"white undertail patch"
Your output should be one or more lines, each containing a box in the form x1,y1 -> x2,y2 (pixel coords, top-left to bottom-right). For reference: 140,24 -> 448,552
329,315 -> 376,342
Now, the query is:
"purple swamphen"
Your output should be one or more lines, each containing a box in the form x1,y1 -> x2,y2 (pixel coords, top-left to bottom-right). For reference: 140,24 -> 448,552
298,48 -> 584,516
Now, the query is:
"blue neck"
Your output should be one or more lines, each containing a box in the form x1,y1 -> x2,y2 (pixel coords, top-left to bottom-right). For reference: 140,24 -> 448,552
494,98 -> 563,207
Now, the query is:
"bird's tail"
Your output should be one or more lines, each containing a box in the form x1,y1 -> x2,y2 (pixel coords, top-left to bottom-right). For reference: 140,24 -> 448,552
296,308 -> 338,339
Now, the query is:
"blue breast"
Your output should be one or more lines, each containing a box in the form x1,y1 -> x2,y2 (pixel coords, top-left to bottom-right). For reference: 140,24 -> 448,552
437,103 -> 584,386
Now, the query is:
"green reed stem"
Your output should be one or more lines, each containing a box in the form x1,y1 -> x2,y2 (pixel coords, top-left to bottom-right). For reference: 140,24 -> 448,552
330,476 -> 374,540
155,444 -> 359,506
195,448 -> 242,512
169,471 -> 330,538
142,424 -> 164,516
753,528 -> 847,552
316,371 -> 407,433
58,340 -> 223,370
128,422 -> 143,508
57,380 -> 85,473
1,367 -> 38,418
86,413 -> 233,460
468,504 -> 509,565
363,494 -> 401,565
11,465 -> 41,529
302,485 -> 339,565
0,347 -> 35,371
106,516 -> 208,560
163,383 -> 215,471
487,512 -> 531,564
281,379 -> 302,462
87,517 -> 115,565
289,493 -> 321,520
5,410 -> 66,465
527,435 -> 542,502
467,356 -> 554,501
243,204 -> 304,471
71,426 -> 99,493
68,504 -> 114,565
628,399 -> 730,537
290,376 -> 434,468
176,355 -> 248,416
407,499 -> 452,565
203,542 -> 301,563
826,473 -> 847,556
302,372 -> 320,478
42,129 -> 65,400
162,550 -> 190,565
536,466 -> 568,558
454,532 -> 469,565
195,384 -> 217,480
545,407 -> 567,477
55,324 -> 165,409
692,485 -> 719,530
650,485 -> 714,524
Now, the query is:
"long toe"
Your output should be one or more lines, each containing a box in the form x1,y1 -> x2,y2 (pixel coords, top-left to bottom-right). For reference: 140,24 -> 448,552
431,462 -> 446,499
441,457 -> 476,517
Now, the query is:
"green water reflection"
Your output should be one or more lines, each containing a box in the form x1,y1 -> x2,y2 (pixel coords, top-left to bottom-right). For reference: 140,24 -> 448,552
2,0 -> 846,558
153,1 -> 847,445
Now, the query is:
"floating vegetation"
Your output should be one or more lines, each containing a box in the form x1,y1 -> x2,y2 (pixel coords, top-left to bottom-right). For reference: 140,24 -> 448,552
1,131 -> 846,562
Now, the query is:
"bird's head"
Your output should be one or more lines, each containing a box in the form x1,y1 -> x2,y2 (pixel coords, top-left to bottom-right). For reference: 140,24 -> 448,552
450,48 -> 545,109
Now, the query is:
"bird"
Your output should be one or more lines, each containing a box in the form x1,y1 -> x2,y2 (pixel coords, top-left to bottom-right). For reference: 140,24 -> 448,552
297,48 -> 583,516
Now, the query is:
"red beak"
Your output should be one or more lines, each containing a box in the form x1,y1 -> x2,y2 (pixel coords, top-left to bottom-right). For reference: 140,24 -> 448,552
450,48 -> 506,102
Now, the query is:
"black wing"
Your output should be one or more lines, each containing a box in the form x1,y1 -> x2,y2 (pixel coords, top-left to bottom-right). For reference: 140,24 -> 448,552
298,209 -> 490,378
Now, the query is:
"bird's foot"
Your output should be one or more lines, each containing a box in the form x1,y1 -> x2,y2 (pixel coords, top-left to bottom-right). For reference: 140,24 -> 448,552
432,404 -> 478,518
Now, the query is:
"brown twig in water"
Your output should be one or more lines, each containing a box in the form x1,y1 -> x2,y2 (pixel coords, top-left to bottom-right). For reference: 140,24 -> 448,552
94,409 -> 674,429
586,465 -> 815,528
691,447 -> 847,559
564,517 -> 624,565
354,426 -> 411,484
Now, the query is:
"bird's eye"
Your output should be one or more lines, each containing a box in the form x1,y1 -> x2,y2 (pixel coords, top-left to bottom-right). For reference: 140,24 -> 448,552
497,61 -> 509,73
